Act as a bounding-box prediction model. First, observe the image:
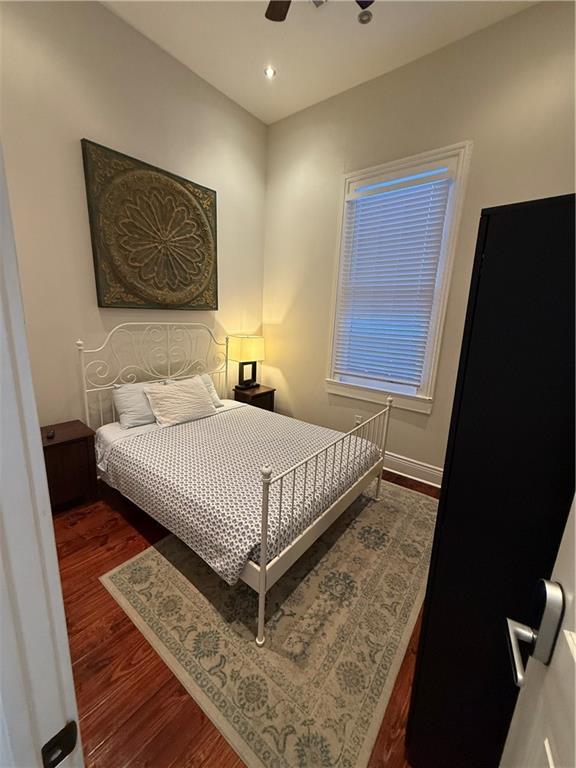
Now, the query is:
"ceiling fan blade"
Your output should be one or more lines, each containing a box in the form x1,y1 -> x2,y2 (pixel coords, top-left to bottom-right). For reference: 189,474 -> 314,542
355,0 -> 374,9
265,0 -> 292,22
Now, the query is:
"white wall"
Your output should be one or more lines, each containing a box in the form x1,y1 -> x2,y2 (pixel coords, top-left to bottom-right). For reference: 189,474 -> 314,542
1,3 -> 574,475
0,1 -> 267,425
262,2 -> 575,473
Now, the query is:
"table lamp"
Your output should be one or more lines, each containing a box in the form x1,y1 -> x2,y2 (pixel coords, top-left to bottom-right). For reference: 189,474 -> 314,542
228,335 -> 265,389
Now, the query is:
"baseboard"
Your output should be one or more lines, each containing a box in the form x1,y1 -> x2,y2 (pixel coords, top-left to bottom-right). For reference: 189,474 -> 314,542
384,451 -> 443,488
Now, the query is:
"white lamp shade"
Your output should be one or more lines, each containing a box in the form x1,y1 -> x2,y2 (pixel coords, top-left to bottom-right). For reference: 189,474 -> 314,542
228,335 -> 265,363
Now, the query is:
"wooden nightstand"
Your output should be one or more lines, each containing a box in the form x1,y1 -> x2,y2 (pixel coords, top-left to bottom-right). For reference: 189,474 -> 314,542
234,385 -> 276,412
41,420 -> 97,510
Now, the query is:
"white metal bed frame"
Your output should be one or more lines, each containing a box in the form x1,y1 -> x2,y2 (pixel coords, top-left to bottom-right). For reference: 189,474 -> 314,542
77,322 -> 392,646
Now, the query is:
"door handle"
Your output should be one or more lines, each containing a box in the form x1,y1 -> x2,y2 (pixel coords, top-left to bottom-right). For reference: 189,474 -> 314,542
506,619 -> 536,687
506,579 -> 565,688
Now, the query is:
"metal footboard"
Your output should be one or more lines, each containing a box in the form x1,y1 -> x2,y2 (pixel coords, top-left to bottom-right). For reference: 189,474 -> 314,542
254,397 -> 393,646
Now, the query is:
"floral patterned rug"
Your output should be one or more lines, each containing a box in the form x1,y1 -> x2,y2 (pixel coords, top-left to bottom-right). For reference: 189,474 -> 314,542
101,481 -> 437,768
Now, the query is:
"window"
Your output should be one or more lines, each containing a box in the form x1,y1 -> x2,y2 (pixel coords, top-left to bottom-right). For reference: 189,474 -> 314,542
327,142 -> 471,413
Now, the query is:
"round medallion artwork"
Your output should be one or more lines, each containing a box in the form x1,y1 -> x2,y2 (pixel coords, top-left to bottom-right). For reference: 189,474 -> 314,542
100,170 -> 215,306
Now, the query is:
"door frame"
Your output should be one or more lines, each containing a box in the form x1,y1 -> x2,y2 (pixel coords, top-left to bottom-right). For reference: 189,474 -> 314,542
0,143 -> 83,767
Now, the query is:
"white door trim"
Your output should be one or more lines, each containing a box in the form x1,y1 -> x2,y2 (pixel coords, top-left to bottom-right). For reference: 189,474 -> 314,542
0,144 -> 83,767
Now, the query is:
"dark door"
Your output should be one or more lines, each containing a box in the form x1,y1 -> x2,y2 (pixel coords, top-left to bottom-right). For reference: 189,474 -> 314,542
406,194 -> 575,768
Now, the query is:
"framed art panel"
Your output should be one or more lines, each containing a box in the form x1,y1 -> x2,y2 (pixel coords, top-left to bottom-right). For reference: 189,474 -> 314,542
81,139 -> 217,309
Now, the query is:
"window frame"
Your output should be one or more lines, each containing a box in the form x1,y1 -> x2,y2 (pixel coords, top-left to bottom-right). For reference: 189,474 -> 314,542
326,141 -> 473,414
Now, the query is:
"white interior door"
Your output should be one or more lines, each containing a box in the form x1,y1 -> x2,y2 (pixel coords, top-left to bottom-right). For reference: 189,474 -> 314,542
0,145 -> 83,767
500,499 -> 575,768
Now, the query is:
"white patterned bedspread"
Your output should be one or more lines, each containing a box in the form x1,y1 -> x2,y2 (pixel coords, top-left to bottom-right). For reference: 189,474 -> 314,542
97,402 -> 380,584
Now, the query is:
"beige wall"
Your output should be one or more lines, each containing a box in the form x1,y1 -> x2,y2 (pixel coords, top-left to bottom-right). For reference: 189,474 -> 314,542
1,1 -> 267,424
262,2 -> 575,472
2,2 -> 574,473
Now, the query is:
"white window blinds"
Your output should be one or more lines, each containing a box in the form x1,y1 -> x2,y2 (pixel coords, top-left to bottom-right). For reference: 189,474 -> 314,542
332,175 -> 452,391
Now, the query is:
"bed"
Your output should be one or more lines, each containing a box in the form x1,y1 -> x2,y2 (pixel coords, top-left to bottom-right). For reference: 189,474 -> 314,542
78,323 -> 392,645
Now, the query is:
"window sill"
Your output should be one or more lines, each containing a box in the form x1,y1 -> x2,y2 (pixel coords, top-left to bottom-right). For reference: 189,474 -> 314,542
325,378 -> 433,414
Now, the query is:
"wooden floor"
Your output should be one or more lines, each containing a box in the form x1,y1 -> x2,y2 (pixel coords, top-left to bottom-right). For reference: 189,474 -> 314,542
54,470 -> 439,768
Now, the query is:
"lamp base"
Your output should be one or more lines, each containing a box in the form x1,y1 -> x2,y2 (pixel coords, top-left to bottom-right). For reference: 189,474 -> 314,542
237,361 -> 258,389
235,381 -> 260,390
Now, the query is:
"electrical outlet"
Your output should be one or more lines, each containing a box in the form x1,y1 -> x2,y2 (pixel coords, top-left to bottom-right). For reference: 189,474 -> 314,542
354,414 -> 362,426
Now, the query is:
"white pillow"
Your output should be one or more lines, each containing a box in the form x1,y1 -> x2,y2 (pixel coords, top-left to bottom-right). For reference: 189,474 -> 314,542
113,381 -> 165,429
165,374 -> 223,408
144,377 -> 217,427
199,373 -> 224,408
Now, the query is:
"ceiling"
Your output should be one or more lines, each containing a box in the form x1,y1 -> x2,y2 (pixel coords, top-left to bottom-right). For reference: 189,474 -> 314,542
106,1 -> 533,124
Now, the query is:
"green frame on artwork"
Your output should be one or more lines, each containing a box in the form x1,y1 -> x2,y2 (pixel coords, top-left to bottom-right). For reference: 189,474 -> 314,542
81,139 -> 218,310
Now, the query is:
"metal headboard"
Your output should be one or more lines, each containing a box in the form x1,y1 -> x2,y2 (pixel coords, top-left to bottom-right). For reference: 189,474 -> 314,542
76,322 -> 228,429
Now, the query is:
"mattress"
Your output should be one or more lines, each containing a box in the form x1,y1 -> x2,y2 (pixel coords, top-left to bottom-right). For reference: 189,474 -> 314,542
96,401 -> 380,584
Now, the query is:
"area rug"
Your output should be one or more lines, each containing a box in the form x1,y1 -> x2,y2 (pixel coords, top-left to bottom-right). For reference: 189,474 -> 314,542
101,481 -> 437,768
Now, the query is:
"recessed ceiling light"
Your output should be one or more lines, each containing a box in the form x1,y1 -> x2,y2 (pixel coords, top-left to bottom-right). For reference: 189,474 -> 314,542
358,9 -> 372,24
264,66 -> 277,80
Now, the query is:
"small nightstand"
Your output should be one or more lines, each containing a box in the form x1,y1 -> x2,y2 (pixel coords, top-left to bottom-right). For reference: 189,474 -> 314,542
41,420 -> 97,510
234,385 -> 276,412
